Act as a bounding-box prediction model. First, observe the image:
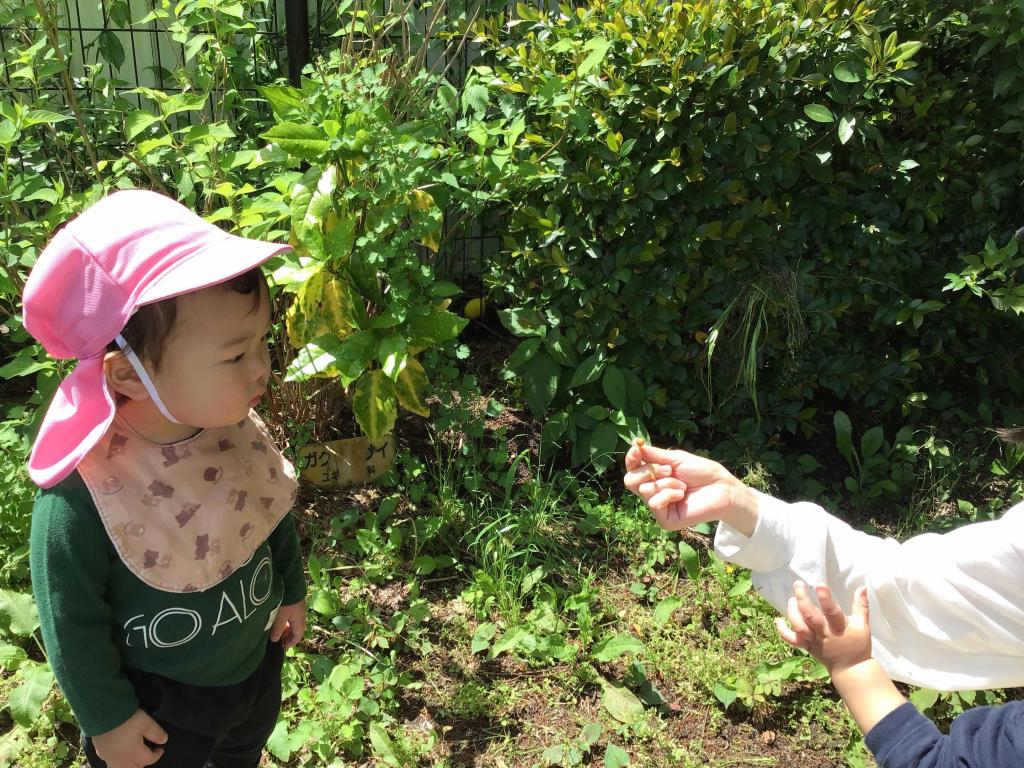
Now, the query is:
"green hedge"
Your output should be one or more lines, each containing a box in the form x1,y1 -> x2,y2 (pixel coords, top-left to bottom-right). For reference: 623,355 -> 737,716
473,0 -> 1024,469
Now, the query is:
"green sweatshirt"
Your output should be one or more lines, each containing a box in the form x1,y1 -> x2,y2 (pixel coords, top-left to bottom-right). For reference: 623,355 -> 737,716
29,470 -> 306,737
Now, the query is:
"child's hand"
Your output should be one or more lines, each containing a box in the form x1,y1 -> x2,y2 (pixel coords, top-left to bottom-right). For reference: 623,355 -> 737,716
623,441 -> 758,535
775,581 -> 872,676
92,708 -> 167,768
270,599 -> 307,650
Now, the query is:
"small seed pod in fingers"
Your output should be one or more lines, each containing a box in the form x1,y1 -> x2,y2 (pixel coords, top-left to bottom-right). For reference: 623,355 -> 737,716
634,437 -> 659,482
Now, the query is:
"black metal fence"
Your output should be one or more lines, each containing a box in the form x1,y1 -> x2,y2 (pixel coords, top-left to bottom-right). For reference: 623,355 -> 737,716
0,0 -> 501,283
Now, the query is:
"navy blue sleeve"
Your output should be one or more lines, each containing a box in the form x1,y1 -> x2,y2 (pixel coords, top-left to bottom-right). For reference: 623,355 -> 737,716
865,701 -> 1024,768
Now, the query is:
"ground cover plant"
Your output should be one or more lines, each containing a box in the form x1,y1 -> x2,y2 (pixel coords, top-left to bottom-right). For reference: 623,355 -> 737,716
2,0 -> 1024,766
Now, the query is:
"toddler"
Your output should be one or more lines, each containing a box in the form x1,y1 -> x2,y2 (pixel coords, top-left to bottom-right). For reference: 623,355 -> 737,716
25,190 -> 307,768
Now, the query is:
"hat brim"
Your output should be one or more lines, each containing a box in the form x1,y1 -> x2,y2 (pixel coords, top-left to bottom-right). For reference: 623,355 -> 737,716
137,232 -> 291,306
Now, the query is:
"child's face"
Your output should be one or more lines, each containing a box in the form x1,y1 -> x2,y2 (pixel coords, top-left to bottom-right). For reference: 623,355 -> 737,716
147,281 -> 273,428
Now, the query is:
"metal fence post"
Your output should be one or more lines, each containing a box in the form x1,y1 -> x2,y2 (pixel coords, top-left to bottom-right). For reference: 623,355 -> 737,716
285,0 -> 309,86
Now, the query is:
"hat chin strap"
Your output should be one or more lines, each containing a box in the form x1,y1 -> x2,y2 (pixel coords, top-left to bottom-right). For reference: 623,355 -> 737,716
114,335 -> 181,424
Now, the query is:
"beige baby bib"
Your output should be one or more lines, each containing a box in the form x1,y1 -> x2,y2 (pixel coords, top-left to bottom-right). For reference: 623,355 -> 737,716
77,411 -> 297,593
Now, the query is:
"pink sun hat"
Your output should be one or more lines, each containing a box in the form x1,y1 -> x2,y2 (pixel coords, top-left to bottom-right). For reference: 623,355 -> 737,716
23,189 -> 292,489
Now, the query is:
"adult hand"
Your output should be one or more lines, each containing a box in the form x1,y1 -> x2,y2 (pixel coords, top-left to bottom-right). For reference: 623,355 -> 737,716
623,442 -> 758,536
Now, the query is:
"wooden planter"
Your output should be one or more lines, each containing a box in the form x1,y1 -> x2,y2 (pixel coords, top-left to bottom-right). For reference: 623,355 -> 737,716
298,434 -> 396,489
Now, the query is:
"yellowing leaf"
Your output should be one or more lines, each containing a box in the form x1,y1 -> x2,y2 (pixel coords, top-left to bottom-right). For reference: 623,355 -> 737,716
298,269 -> 359,339
396,358 -> 430,417
352,370 -> 397,442
411,188 -> 435,211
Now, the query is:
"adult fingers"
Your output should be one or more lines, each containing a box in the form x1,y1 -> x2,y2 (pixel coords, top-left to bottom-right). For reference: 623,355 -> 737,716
814,585 -> 847,635
648,485 -> 689,513
639,445 -> 725,484
624,442 -> 642,472
624,464 -> 673,494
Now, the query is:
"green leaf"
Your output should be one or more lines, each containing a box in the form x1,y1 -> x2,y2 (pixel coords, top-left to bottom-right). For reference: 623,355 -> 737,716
97,30 -> 125,70
262,122 -> 330,160
833,410 -> 855,467
0,642 -> 28,670
521,350 -> 560,416
461,82 -> 490,116
713,683 -> 738,709
909,688 -> 940,711
405,308 -> 469,346
471,622 -> 496,654
125,110 -> 162,140
727,576 -> 752,597
0,589 -> 38,637
369,722 -> 401,767
378,333 -> 408,380
677,540 -> 700,581
600,678 -> 644,723
833,61 -> 861,83
861,426 -> 885,459
9,663 -> 53,728
895,41 -> 924,62
581,722 -> 602,747
578,38 -> 611,77
499,308 -> 548,338
0,351 -> 53,379
160,91 -> 208,117
592,634 -> 645,662
0,120 -> 18,147
490,625 -> 534,658
569,352 -> 605,388
23,110 -> 73,127
804,104 -> 835,123
602,366 -> 627,411
352,370 -> 397,442
838,115 -> 856,145
259,84 -> 304,119
309,588 -> 336,616
604,744 -> 630,768
652,596 -> 682,627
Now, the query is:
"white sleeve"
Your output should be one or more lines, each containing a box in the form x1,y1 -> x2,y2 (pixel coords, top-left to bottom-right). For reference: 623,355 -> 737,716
714,491 -> 1024,691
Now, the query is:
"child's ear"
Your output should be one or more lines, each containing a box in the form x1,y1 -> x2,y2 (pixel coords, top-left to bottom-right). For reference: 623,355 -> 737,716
103,351 -> 148,401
